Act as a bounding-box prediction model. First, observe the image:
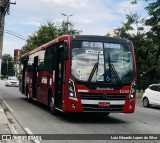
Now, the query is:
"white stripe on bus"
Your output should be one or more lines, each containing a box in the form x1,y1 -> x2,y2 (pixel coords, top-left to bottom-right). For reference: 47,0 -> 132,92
81,100 -> 125,105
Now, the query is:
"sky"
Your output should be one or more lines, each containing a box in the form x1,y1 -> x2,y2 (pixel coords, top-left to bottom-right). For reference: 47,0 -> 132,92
3,0 -> 148,56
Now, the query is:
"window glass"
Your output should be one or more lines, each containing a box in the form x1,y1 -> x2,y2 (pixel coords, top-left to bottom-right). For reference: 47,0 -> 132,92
8,76 -> 17,80
71,40 -> 134,83
37,50 -> 45,70
149,85 -> 158,91
44,46 -> 55,72
28,54 -> 34,71
71,41 -> 103,81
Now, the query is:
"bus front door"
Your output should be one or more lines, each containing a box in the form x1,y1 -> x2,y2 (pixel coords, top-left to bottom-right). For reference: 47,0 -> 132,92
32,56 -> 38,99
22,60 -> 27,94
55,47 -> 65,110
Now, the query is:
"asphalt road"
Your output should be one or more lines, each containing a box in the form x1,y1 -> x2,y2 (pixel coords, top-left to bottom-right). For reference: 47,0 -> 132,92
0,80 -> 160,143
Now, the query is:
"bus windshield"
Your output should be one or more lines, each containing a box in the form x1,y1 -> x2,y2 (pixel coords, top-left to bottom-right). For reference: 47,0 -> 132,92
71,40 -> 134,83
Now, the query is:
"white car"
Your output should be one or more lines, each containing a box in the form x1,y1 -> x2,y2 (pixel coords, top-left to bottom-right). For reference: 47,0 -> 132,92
5,76 -> 19,87
142,84 -> 160,107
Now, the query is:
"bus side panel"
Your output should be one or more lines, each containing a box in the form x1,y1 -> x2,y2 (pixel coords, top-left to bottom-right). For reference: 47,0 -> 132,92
36,71 -> 53,106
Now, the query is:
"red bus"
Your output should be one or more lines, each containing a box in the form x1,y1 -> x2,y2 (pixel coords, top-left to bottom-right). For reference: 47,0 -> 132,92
19,35 -> 137,115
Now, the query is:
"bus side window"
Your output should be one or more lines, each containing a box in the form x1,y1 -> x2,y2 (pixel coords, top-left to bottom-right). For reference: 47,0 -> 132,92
44,46 -> 56,72
37,50 -> 45,71
28,54 -> 34,71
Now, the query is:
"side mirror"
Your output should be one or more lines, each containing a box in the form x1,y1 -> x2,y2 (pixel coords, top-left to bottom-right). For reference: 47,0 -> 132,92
64,40 -> 68,47
63,40 -> 69,60
64,47 -> 69,60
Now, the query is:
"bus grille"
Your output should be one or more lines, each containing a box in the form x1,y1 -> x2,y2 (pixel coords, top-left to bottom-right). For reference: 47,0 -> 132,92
80,93 -> 126,100
82,104 -> 124,112
80,93 -> 126,112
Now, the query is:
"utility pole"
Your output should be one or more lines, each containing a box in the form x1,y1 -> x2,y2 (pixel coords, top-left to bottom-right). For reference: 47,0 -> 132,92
0,0 -> 15,78
6,59 -> 8,76
61,13 -> 74,34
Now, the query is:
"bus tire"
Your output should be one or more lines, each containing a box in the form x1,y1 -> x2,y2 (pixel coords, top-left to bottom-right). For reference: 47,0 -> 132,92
26,86 -> 31,102
49,92 -> 57,115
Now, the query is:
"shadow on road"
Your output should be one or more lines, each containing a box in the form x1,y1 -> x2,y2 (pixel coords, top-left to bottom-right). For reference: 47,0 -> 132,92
19,97 -> 129,124
59,113 -> 128,124
147,106 -> 160,110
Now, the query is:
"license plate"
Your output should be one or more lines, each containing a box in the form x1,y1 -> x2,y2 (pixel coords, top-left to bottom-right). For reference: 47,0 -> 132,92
98,102 -> 110,107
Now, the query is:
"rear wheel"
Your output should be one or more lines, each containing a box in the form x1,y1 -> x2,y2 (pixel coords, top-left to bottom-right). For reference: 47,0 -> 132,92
49,92 -> 57,115
143,97 -> 150,107
26,86 -> 31,102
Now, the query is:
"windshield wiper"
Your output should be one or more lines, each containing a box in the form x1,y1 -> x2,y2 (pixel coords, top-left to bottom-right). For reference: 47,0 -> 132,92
88,54 -> 99,82
108,53 -> 122,85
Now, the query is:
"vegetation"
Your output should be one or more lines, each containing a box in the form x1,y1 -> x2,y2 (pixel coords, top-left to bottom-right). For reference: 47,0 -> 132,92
136,91 -> 144,99
21,21 -> 81,54
1,54 -> 15,78
114,0 -> 160,90
19,1 -> 160,91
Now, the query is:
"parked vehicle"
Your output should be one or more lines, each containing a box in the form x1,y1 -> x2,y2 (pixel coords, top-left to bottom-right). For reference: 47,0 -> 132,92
142,84 -> 160,107
5,76 -> 19,87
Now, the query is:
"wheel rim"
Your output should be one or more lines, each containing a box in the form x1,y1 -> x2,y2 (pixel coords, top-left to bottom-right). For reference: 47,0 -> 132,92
27,92 -> 29,100
50,97 -> 54,112
143,98 -> 148,107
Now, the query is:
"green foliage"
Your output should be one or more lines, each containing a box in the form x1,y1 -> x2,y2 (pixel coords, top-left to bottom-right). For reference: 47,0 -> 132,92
21,21 -> 81,54
145,0 -> 160,58
115,0 -> 160,90
1,54 -> 15,77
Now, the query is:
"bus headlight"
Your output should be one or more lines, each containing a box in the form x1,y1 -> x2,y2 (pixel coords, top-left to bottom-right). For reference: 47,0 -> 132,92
129,81 -> 136,100
68,78 -> 77,98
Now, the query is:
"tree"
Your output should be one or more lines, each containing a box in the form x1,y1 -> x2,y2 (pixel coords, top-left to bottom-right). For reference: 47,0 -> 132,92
115,11 -> 160,90
132,0 -> 160,57
1,54 -> 15,77
127,0 -> 160,90
58,21 -> 82,35
145,0 -> 160,58
21,21 -> 81,54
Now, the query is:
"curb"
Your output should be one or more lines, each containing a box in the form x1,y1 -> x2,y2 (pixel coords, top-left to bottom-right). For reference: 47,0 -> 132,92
0,97 -> 22,143
0,96 -> 35,143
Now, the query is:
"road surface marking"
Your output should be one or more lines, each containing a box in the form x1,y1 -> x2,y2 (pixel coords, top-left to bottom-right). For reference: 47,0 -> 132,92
24,128 -> 41,143
3,100 -> 14,112
0,96 -> 14,112
8,124 -> 23,143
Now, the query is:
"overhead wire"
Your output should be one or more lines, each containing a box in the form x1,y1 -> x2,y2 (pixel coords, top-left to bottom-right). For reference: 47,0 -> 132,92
4,29 -> 28,41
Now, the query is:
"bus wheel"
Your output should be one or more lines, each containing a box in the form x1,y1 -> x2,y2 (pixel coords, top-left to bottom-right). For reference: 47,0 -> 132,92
49,93 -> 57,115
26,87 -> 31,102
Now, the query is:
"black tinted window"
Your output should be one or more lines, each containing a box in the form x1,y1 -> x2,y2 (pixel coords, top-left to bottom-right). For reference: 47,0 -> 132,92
149,85 -> 159,91
44,46 -> 56,72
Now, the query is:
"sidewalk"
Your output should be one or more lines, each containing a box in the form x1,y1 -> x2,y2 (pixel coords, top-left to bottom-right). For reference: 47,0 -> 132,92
0,105 -> 17,143
0,79 -> 32,143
